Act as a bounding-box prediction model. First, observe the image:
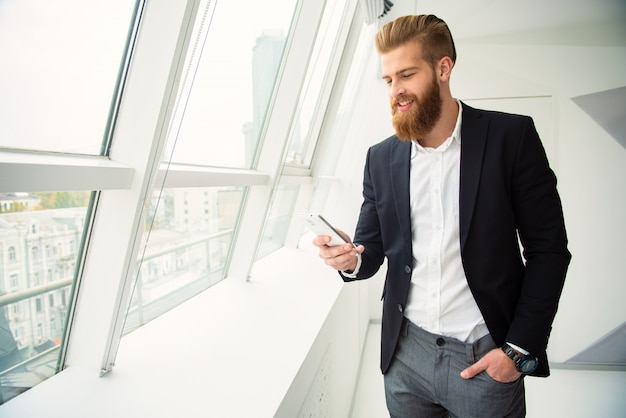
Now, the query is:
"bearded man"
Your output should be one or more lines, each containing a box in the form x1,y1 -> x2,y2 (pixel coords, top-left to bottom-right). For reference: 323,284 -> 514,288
313,14 -> 570,417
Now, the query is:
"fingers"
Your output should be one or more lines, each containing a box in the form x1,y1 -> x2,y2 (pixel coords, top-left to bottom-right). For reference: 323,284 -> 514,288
460,359 -> 485,380
325,248 -> 359,271
312,235 -> 362,272
312,234 -> 333,247
460,348 -> 521,382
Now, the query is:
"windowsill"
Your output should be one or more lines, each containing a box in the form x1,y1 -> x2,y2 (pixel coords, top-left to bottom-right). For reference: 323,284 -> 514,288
0,241 -> 349,417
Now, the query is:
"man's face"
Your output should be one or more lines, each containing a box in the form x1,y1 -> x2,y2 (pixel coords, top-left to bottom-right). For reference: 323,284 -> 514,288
381,42 -> 442,142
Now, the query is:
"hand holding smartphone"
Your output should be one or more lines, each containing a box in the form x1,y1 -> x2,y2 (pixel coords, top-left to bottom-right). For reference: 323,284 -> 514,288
298,213 -> 351,247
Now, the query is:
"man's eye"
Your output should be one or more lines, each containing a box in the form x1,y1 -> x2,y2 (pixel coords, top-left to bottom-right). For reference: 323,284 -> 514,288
402,73 -> 414,79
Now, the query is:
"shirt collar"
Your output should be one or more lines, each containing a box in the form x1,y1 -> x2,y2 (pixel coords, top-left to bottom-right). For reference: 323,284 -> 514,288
451,99 -> 462,144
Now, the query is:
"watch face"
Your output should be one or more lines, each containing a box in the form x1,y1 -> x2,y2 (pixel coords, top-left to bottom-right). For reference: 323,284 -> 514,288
519,358 -> 538,374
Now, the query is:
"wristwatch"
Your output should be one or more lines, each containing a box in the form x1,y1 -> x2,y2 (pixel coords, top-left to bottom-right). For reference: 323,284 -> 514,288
501,343 -> 539,374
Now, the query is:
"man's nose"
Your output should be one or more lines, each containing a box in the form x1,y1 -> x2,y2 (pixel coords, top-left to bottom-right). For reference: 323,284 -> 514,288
389,81 -> 405,98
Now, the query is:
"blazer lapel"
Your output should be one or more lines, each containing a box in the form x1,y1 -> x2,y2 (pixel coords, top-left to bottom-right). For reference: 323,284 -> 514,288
390,138 -> 412,245
459,103 -> 489,251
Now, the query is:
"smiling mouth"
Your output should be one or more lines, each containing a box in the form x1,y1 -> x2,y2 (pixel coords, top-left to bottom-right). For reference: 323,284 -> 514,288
391,94 -> 416,113
395,98 -> 414,111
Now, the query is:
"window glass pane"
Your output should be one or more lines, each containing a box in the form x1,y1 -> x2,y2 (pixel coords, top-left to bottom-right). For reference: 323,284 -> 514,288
317,22 -> 377,177
284,0 -> 345,167
0,191 -> 91,404
0,1 -> 136,154
124,187 -> 245,334
164,0 -> 297,168
307,23 -> 376,224
257,185 -> 299,259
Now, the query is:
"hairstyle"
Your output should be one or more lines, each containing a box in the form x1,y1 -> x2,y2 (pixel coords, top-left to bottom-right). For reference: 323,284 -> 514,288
375,14 -> 457,68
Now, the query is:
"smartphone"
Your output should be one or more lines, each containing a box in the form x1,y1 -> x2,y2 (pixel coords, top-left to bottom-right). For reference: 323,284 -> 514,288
298,213 -> 350,247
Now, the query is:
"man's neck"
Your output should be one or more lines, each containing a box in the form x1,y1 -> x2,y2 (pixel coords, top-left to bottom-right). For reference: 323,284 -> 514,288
417,98 -> 459,149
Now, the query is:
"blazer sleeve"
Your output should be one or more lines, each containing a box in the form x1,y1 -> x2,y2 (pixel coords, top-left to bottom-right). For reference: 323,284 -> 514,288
340,147 -> 386,282
506,116 -> 571,356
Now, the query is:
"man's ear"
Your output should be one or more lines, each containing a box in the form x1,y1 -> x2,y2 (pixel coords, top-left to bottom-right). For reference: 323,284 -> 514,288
438,56 -> 453,81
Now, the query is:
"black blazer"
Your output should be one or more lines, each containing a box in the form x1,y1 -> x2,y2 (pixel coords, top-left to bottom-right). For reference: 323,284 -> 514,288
342,103 -> 570,376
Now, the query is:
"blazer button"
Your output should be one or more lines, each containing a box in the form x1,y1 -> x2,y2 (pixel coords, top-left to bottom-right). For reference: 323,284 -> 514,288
404,265 -> 411,274
397,304 -> 403,313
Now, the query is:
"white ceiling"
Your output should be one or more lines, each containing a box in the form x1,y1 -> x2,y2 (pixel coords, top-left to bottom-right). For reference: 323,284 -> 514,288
387,0 -> 626,47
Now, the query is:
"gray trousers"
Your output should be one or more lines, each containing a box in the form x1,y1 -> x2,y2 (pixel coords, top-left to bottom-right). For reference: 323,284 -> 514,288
384,319 -> 526,418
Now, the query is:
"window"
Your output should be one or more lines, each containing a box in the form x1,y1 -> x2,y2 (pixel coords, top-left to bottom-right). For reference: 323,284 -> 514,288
0,0 -> 136,155
0,0 -> 136,405
124,187 -> 245,334
117,0 -> 300,334
283,0 -> 348,167
257,185 -> 300,258
0,0 -> 345,407
318,21 -> 378,178
307,20 -> 379,216
0,193 -> 91,403
9,274 -> 19,289
163,0 -> 297,168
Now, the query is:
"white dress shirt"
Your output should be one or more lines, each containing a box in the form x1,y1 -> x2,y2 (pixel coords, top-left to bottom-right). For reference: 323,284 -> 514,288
403,102 -> 489,343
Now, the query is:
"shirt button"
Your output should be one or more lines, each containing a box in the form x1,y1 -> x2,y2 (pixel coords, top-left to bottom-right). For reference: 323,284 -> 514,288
436,338 -> 445,346
397,304 -> 404,313
404,265 -> 411,274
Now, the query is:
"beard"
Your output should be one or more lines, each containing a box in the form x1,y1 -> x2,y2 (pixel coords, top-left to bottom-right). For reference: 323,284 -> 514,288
391,74 -> 442,142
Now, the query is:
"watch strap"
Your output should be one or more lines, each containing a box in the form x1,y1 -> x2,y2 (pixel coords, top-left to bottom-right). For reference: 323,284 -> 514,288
502,342 -> 538,374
